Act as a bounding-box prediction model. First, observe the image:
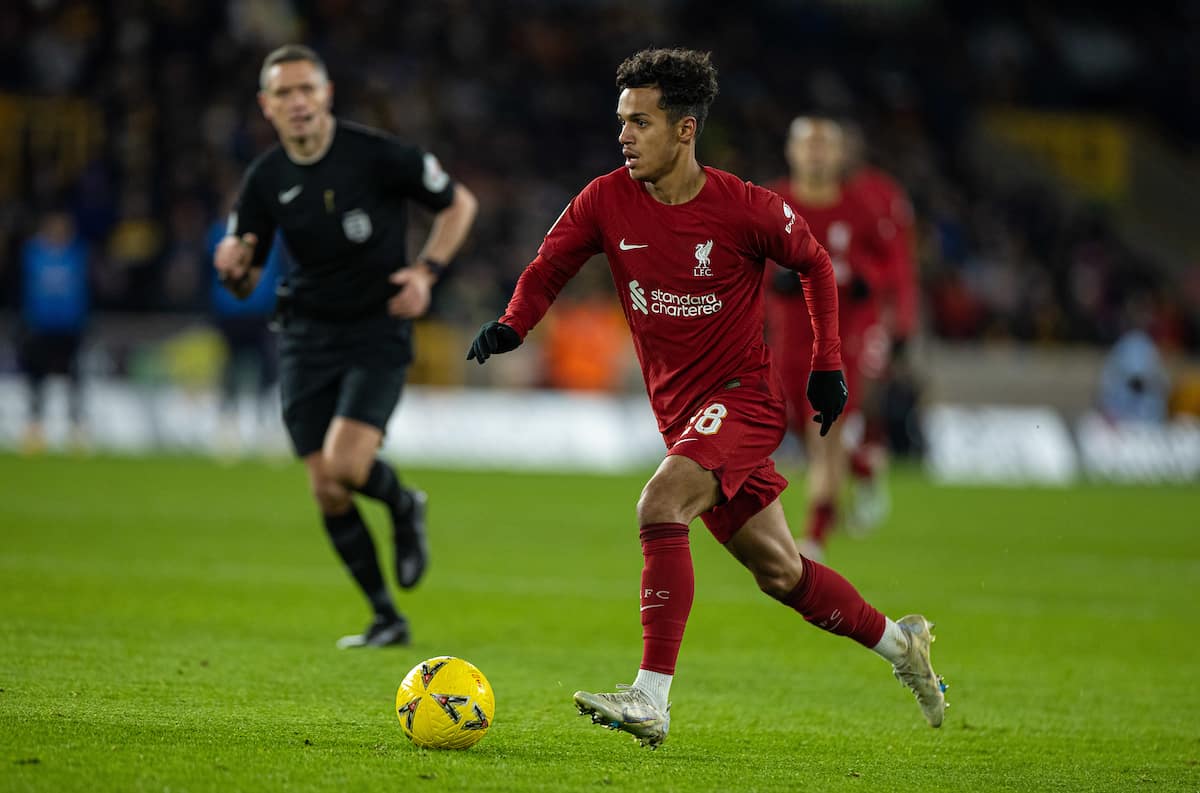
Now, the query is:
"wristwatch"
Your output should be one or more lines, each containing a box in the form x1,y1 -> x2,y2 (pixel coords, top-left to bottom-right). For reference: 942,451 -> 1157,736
418,257 -> 448,279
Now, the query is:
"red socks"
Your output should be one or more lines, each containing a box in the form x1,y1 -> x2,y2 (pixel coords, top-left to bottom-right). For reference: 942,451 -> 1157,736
850,446 -> 875,479
783,554 -> 886,647
805,500 -> 836,545
638,522 -> 694,675
637,523 -> 883,669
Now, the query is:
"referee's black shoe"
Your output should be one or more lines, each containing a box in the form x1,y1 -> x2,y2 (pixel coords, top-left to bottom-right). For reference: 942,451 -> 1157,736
336,613 -> 410,649
392,489 -> 429,589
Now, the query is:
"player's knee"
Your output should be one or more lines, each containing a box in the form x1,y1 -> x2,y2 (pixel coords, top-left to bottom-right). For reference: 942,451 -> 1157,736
323,453 -> 368,490
750,557 -> 803,601
311,475 -> 351,514
636,481 -> 684,526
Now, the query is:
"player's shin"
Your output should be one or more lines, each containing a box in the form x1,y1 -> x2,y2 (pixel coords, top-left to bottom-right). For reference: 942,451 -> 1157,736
356,458 -> 412,514
778,554 -> 886,648
637,522 -> 693,707
322,505 -> 397,618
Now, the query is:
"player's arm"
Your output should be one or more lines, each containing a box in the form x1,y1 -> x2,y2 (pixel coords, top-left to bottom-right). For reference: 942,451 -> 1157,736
215,169 -> 275,299
862,176 -> 919,346
468,187 -> 601,364
379,142 -> 479,318
416,182 -> 478,279
389,182 -> 479,319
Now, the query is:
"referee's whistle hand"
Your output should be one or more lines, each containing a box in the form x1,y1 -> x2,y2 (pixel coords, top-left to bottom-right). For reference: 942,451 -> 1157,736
214,233 -> 256,280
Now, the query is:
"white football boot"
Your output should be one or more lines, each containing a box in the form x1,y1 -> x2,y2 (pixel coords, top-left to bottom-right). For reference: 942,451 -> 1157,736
892,614 -> 948,727
574,684 -> 670,749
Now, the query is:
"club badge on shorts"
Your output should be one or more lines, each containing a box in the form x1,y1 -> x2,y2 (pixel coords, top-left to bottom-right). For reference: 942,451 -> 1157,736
342,209 -> 372,243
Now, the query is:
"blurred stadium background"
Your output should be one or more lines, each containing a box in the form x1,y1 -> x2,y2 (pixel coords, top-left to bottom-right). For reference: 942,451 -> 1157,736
2,0 -> 1199,481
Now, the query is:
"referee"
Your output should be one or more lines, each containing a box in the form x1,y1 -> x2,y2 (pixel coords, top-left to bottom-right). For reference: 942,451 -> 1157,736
214,44 -> 478,648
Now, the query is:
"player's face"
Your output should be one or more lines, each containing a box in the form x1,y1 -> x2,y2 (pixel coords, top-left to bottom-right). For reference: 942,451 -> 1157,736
786,118 -> 845,183
616,87 -> 690,183
259,60 -> 333,142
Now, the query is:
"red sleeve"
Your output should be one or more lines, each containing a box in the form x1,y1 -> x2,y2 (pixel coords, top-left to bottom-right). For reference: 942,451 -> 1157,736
499,253 -> 586,338
751,185 -> 842,371
499,184 -> 602,338
859,173 -> 919,338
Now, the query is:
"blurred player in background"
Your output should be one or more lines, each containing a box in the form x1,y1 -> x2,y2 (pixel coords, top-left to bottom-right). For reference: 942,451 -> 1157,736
206,208 -> 284,459
765,116 -> 897,559
841,121 -> 920,532
468,49 -> 945,749
214,45 -> 478,648
18,208 -> 90,453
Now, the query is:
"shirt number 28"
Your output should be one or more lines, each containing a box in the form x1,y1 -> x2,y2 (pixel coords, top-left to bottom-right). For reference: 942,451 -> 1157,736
683,403 -> 727,436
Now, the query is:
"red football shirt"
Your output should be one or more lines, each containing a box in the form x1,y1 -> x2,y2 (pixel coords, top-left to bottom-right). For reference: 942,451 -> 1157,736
844,166 -> 919,338
764,180 -> 892,350
500,166 -> 840,431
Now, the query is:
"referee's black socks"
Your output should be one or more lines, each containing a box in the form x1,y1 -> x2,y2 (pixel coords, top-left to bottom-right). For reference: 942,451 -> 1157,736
358,458 -> 414,516
322,504 -> 397,619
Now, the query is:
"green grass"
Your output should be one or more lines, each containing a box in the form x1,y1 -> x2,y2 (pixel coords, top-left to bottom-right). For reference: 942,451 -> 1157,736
1,453 -> 1198,792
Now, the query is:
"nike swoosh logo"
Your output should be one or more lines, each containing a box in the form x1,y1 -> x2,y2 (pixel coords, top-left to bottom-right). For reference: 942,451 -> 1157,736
672,438 -> 699,447
279,185 -> 303,204
619,239 -> 648,250
640,604 -> 665,611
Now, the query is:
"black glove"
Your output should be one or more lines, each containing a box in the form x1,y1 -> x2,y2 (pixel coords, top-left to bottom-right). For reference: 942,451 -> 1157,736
806,369 -> 848,437
771,268 -> 804,295
467,321 -> 521,364
847,274 -> 872,301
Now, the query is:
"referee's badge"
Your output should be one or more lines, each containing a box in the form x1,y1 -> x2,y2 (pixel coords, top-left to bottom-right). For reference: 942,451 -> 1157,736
342,209 -> 372,243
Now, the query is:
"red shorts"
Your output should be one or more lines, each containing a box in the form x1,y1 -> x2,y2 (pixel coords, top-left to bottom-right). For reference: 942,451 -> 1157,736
663,374 -> 789,544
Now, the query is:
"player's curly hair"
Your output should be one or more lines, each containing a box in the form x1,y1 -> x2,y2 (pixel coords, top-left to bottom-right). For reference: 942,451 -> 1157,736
615,48 -> 719,137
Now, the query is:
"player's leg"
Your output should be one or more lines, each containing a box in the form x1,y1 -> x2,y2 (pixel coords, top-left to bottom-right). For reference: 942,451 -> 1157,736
847,324 -> 893,534
573,453 -> 719,748
800,415 -> 846,560
724,497 -> 946,727
335,364 -> 428,589
312,418 -> 412,647
19,332 -> 51,454
777,366 -> 842,560
280,345 -> 407,648
634,454 -> 719,690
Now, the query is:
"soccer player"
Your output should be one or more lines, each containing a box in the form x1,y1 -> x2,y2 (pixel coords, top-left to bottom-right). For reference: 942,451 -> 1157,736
841,121 -> 920,531
467,49 -> 945,748
763,116 -> 896,559
213,45 -> 478,648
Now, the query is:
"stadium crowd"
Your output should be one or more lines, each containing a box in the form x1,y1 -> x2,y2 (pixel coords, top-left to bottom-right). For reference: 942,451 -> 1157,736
1,0 -> 1198,389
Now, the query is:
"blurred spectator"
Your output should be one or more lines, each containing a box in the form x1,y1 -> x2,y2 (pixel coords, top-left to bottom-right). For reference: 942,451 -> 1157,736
18,208 -> 89,451
1097,329 -> 1170,423
206,212 -> 283,456
543,298 -> 632,392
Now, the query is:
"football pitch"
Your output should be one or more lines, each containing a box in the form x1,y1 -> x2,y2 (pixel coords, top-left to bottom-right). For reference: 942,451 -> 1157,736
2,453 -> 1198,792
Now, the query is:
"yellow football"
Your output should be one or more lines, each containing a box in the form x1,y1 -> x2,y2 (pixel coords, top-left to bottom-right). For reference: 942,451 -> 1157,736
395,656 -> 495,749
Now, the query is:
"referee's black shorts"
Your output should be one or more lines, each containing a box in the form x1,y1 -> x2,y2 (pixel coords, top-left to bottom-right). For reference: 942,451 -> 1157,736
277,314 -> 413,458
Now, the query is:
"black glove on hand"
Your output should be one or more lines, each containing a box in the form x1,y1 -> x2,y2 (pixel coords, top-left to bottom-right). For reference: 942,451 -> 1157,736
771,268 -> 804,295
806,369 -> 848,437
467,321 -> 521,364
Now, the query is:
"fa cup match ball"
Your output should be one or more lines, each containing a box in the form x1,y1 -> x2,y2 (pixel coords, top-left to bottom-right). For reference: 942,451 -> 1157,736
396,656 -> 495,749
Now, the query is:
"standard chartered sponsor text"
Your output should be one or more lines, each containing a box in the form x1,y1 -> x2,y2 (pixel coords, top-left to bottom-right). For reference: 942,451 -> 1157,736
649,288 -> 723,317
